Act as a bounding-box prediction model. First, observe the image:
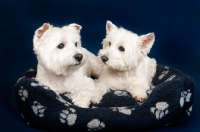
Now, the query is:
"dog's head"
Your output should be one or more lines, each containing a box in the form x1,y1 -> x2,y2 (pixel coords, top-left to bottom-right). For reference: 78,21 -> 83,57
33,23 -> 85,75
99,20 -> 155,71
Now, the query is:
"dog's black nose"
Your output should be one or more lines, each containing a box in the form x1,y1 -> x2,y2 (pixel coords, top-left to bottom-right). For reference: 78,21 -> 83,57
101,55 -> 109,63
74,54 -> 83,62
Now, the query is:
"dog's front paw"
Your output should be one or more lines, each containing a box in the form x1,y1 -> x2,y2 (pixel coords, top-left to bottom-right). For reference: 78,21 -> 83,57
74,100 -> 90,108
134,96 -> 147,103
91,95 -> 102,104
132,92 -> 148,103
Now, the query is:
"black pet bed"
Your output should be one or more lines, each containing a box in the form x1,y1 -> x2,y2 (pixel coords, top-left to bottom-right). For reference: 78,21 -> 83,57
15,65 -> 194,131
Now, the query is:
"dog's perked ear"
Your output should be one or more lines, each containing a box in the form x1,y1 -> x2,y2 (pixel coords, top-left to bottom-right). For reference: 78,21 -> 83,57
139,33 -> 155,56
68,23 -> 82,32
35,23 -> 52,38
106,20 -> 117,33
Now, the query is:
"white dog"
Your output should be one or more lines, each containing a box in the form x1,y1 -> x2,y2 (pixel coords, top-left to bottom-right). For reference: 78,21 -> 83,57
91,21 -> 157,104
33,23 -> 101,108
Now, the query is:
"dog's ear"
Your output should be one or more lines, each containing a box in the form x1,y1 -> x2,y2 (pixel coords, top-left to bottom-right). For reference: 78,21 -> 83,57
139,33 -> 155,56
69,23 -> 82,32
106,20 -> 117,33
35,23 -> 52,38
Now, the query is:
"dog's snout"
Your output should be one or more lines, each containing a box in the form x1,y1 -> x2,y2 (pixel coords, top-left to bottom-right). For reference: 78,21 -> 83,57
74,54 -> 83,62
101,55 -> 109,63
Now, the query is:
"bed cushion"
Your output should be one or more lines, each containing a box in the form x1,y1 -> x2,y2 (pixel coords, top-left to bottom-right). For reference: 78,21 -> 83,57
15,65 -> 194,131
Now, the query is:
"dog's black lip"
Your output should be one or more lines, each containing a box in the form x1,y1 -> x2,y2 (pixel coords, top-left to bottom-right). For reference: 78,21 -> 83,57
69,62 -> 81,67
74,63 -> 80,66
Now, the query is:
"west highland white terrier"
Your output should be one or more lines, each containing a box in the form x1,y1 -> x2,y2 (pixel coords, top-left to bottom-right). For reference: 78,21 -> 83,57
33,23 -> 101,108
91,21 -> 157,104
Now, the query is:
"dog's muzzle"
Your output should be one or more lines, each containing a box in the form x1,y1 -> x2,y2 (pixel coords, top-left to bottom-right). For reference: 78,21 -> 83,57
101,55 -> 109,63
74,54 -> 83,62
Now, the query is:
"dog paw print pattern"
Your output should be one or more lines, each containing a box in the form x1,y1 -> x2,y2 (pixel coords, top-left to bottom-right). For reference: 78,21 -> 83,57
150,102 -> 169,120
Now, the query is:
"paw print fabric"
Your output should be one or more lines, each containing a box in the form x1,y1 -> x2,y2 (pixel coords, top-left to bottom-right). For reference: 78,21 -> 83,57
87,119 -> 105,131
31,101 -> 46,117
150,102 -> 169,120
18,86 -> 28,101
15,65 -> 194,131
60,108 -> 77,126
180,89 -> 192,107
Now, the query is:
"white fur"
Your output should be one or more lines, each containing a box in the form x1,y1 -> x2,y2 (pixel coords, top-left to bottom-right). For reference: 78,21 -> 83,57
91,21 -> 157,104
33,23 -> 101,108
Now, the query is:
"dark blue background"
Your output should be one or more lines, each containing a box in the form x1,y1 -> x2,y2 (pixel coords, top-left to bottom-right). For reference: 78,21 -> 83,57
0,0 -> 199,131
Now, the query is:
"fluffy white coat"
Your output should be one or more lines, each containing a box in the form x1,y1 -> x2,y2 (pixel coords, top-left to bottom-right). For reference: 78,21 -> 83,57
33,23 -> 101,108
91,21 -> 157,104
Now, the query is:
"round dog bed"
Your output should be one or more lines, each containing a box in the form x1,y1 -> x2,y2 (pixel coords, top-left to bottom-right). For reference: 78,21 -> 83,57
15,65 -> 194,131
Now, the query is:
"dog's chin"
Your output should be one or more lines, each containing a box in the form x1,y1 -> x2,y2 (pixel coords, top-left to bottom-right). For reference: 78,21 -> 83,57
58,62 -> 83,76
71,63 -> 81,66
105,64 -> 120,71
106,63 -> 129,71
75,60 -> 85,66
68,61 -> 85,68
108,66 -> 125,72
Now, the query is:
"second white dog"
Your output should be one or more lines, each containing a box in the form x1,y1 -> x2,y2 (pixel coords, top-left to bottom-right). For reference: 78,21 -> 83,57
33,23 -> 101,108
91,21 -> 157,104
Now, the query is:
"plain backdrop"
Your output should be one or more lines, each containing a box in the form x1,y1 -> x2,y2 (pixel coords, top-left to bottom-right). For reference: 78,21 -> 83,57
0,0 -> 199,131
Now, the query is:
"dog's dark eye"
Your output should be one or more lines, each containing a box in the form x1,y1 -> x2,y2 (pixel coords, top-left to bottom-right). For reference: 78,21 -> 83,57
57,43 -> 64,49
119,46 -> 125,52
75,42 -> 77,47
109,42 -> 111,47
